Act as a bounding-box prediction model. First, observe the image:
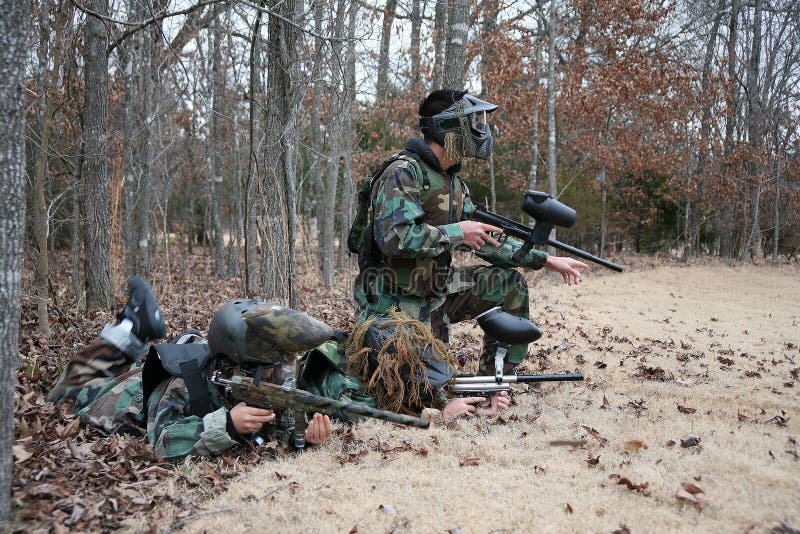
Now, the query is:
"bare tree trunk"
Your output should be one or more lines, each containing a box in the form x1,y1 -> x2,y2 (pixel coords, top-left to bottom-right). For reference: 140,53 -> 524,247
546,0 -> 557,250
694,0 -> 725,257
747,0 -> 764,260
33,0 -> 54,336
261,0 -> 300,306
598,167 -> 607,257
338,0 -> 359,275
410,0 -> 422,94
376,0 -> 397,99
83,0 -> 114,308
71,164 -> 85,311
720,0 -> 740,259
0,0 -> 29,521
309,0 -> 325,275
136,17 -> 154,275
245,7 -> 263,296
322,0 -> 346,286
433,0 -> 448,89
121,0 -> 139,276
528,0 -> 544,198
209,12 -> 228,276
444,0 -> 469,88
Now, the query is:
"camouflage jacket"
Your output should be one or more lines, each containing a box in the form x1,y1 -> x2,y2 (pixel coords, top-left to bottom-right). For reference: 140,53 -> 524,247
47,333 -> 240,463
358,137 -> 548,301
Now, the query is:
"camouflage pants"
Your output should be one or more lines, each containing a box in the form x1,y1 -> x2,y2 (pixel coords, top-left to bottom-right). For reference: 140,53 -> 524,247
355,265 -> 530,373
48,335 -> 147,436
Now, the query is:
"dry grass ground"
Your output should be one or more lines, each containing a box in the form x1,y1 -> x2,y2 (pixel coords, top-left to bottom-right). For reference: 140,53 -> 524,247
154,260 -> 799,533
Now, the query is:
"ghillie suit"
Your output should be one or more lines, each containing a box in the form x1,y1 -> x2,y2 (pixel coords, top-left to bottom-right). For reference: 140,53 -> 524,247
345,310 -> 457,414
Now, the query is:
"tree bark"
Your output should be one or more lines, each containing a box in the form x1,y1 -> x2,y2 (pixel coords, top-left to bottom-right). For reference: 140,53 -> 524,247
409,0 -> 422,93
321,0 -> 346,287
0,0 -> 29,521
528,0 -> 544,199
546,0 -> 557,249
260,0 -> 300,307
33,0 -> 55,336
82,0 -> 114,308
338,0 -> 359,274
747,0 -> 764,260
433,0 -> 448,89
244,8 -> 263,296
444,0 -> 469,88
121,0 -> 139,277
209,12 -> 228,276
376,0 -> 397,100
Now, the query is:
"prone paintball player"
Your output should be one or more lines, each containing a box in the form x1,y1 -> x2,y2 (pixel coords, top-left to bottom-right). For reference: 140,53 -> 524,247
350,89 -> 588,418
47,277 -> 333,462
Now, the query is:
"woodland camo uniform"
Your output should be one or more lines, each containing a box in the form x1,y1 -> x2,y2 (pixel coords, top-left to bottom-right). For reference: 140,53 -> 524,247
47,323 -> 243,463
354,135 -> 549,373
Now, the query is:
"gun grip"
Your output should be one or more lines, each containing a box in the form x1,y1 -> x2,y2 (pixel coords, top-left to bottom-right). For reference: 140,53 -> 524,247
293,409 -> 307,450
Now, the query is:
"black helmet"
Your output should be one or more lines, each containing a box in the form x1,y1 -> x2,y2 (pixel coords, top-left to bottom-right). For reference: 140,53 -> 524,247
419,93 -> 497,160
208,299 -> 263,364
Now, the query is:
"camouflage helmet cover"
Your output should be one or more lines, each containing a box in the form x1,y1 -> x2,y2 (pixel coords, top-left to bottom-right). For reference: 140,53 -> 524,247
208,299 -> 336,366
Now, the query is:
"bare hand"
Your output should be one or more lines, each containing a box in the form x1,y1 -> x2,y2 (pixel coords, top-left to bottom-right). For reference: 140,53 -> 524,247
442,397 -> 483,419
544,256 -> 589,285
230,402 -> 275,434
475,391 -> 510,416
458,221 -> 502,250
304,413 -> 333,445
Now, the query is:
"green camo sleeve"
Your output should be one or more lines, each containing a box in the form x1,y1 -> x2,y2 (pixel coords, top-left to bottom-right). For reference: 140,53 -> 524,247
473,235 -> 548,270
373,165 -> 464,257
149,380 -> 238,462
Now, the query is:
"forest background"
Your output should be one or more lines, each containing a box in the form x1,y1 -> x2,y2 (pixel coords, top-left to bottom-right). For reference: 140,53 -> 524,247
1,0 -> 799,525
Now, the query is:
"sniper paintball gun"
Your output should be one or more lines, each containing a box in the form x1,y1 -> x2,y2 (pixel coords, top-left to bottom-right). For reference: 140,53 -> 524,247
470,190 -> 624,273
448,307 -> 583,396
211,372 -> 430,449
209,302 -> 429,451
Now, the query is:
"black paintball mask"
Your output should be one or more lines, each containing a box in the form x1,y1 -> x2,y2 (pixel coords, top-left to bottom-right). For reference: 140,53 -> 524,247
419,94 -> 498,161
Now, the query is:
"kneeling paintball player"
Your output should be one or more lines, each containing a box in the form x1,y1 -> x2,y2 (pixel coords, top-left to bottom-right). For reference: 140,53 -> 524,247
349,89 -> 588,417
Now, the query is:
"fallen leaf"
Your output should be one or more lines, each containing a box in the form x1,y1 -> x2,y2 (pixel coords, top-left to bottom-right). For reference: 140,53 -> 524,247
609,474 -> 650,495
718,356 -> 734,366
676,482 -> 709,509
13,445 -> 33,463
581,425 -> 609,446
622,440 -> 648,452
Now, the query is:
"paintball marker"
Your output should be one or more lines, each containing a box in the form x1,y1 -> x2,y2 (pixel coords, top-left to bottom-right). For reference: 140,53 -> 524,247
211,372 -> 430,450
448,307 -> 583,396
470,190 -> 623,272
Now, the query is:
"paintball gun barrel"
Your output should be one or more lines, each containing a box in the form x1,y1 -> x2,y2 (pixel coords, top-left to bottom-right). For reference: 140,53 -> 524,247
450,372 -> 584,394
471,190 -> 623,272
211,372 -> 430,449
